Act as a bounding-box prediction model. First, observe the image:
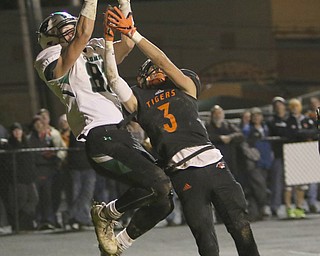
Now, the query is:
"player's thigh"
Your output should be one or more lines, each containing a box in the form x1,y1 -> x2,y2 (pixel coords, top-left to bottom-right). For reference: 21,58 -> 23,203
211,165 -> 248,227
170,168 -> 213,227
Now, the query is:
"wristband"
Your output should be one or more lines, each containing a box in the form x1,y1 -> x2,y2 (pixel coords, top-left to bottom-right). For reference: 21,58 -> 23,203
131,31 -> 144,44
80,0 -> 98,20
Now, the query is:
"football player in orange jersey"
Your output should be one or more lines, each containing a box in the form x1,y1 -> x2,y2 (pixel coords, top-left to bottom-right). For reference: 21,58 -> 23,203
103,7 -> 261,256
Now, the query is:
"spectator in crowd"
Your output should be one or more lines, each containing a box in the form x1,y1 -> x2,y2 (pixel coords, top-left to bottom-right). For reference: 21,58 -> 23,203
57,114 -> 73,227
38,109 -> 67,228
236,109 -> 259,198
27,115 -> 57,230
38,109 -> 67,161
93,173 -> 109,204
242,107 -> 274,220
304,96 -> 320,213
285,98 -> 318,218
58,114 -> 71,147
6,122 -> 39,231
206,105 -> 244,178
239,109 -> 251,137
66,121 -> 97,230
305,96 -> 320,121
267,96 -> 289,217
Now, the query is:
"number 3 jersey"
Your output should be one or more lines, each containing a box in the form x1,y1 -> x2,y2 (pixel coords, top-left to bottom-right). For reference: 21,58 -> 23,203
34,38 -> 123,139
132,84 -> 223,168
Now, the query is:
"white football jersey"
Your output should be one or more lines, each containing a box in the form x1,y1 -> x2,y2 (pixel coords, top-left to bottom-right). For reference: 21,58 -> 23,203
34,38 -> 124,139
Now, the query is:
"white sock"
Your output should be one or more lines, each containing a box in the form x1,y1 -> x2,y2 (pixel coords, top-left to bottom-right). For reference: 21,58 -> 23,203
116,228 -> 134,253
104,200 -> 123,220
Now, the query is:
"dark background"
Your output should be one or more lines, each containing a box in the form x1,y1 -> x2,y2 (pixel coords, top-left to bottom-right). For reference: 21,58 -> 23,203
0,0 -> 319,128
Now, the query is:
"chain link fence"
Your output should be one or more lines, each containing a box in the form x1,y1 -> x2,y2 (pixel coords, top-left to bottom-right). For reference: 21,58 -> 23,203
0,147 -> 89,234
1,136 -> 319,234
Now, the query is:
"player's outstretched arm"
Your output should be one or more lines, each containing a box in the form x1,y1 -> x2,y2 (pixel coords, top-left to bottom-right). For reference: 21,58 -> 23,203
54,0 -> 98,78
113,0 -> 135,64
103,9 -> 138,114
107,7 -> 197,98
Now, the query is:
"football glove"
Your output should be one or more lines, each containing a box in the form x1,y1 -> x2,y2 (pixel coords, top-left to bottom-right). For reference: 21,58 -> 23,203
107,6 -> 136,38
104,6 -> 114,41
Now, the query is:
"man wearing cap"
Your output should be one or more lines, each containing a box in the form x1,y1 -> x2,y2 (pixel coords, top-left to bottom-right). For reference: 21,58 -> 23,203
37,108 -> 67,228
266,96 -> 289,217
206,105 -> 245,178
243,107 -> 274,220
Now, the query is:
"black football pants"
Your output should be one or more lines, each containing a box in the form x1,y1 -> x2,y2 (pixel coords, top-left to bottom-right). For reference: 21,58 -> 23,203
169,160 -> 260,256
85,125 -> 173,239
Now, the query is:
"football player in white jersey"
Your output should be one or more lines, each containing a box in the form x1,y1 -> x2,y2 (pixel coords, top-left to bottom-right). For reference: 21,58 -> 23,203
34,1 -> 173,255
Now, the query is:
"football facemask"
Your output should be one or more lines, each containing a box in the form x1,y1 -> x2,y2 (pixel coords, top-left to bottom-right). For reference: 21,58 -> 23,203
37,12 -> 77,49
137,59 -> 166,88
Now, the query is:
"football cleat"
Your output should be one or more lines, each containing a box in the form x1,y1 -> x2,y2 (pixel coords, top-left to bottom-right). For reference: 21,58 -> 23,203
91,202 -> 118,254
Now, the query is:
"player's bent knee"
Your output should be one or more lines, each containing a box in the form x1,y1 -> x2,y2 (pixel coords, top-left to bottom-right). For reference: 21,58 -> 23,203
156,190 -> 175,218
152,176 -> 172,200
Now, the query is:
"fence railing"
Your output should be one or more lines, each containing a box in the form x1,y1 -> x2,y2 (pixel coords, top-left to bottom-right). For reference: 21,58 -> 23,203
1,139 -> 319,234
0,147 -> 82,234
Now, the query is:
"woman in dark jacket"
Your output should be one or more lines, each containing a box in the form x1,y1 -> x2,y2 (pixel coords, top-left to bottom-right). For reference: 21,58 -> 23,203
7,122 -> 38,231
27,115 -> 59,230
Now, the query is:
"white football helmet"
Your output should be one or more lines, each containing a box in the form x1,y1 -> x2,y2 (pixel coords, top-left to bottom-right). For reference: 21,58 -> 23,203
37,12 -> 77,49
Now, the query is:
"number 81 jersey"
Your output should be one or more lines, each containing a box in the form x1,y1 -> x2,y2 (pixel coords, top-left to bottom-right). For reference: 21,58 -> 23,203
34,38 -> 123,139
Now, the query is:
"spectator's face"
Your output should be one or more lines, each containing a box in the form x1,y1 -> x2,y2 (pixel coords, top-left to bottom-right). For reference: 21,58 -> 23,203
289,101 -> 302,115
310,97 -> 320,111
274,102 -> 286,115
242,112 -> 251,124
59,119 -> 69,131
40,112 -> 50,126
12,128 -> 23,140
211,108 -> 225,124
33,120 -> 44,133
251,113 -> 263,125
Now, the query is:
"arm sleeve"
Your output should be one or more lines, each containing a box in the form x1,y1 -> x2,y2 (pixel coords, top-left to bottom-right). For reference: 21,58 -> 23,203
104,42 -> 132,102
